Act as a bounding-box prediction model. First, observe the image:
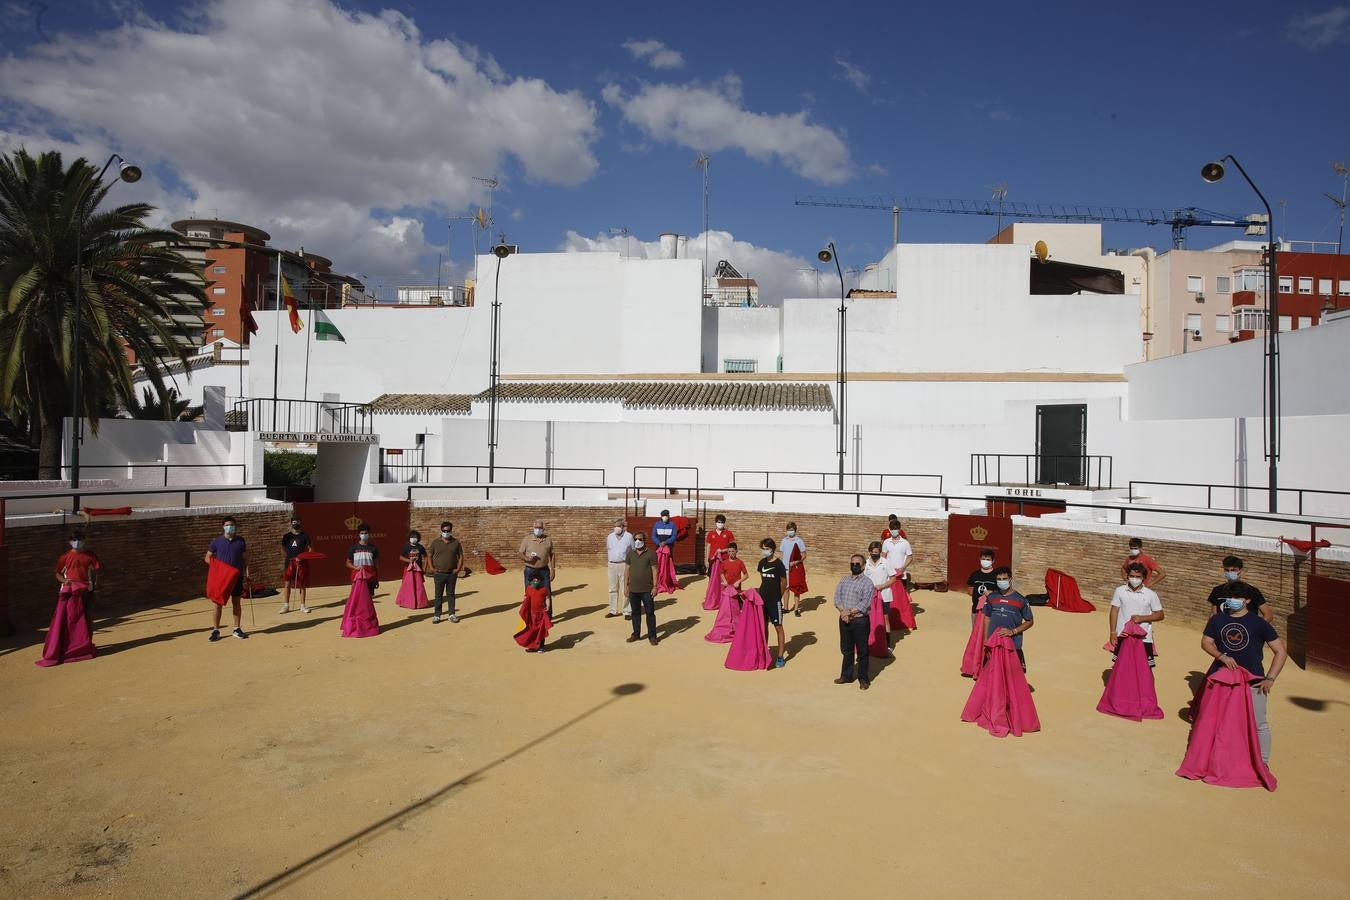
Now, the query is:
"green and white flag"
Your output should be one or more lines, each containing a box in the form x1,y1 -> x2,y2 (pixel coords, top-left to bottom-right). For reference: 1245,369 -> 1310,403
313,309 -> 346,343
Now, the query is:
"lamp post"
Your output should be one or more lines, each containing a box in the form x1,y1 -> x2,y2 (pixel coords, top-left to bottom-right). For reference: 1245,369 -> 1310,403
818,243 -> 847,489
1202,156 -> 1278,511
71,153 -> 141,489
486,242 -> 515,482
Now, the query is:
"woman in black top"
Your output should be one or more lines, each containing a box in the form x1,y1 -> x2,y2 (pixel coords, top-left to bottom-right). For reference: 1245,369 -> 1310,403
399,530 -> 427,567
758,538 -> 788,668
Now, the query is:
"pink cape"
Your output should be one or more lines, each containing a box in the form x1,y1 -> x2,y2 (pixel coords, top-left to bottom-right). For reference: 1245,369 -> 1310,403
960,596 -> 988,677
725,589 -> 771,671
704,583 -> 740,643
702,553 -> 725,610
395,560 -> 430,609
868,590 -> 890,658
514,585 -> 552,649
656,544 -> 681,595
35,582 -> 97,667
341,566 -> 381,638
886,580 -> 917,631
960,633 -> 1041,738
1097,621 -> 1163,721
205,558 -> 241,606
1176,667 -> 1277,791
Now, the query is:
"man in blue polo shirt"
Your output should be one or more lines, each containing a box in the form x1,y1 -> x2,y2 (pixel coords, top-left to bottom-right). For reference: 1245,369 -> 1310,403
652,510 -> 678,550
204,515 -> 249,642
983,565 -> 1034,671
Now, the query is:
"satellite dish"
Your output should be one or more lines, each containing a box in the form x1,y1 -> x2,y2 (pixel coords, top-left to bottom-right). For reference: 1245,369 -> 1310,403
1034,240 -> 1049,262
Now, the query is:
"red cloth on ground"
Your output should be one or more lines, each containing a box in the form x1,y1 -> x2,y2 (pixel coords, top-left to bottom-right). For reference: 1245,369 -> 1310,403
886,580 -> 917,630
960,597 -> 988,677
868,590 -> 890,658
483,552 -> 507,575
341,566 -> 380,638
703,553 -> 726,610
1045,568 -> 1095,612
395,560 -> 429,609
205,558 -> 241,606
81,506 -> 131,517
35,582 -> 97,667
513,585 -> 552,650
656,544 -> 681,594
1176,667 -> 1277,791
787,543 -> 808,597
1097,621 -> 1164,721
725,589 -> 771,671
704,583 -> 740,643
283,557 -> 310,588
960,633 -> 1041,737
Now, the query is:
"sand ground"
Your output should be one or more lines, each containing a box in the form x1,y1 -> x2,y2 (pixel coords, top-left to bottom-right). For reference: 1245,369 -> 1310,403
2,566 -> 1348,899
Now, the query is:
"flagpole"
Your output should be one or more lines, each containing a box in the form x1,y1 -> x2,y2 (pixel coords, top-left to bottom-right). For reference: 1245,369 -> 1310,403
303,283 -> 317,402
273,250 -> 282,429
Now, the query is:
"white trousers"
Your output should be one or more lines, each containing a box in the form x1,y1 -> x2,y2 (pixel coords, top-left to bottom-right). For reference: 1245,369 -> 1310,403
608,562 -> 630,615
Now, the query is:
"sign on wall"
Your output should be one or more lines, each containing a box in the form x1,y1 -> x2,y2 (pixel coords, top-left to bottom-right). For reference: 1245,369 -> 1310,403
946,514 -> 1013,585
259,432 -> 378,444
290,500 -> 409,586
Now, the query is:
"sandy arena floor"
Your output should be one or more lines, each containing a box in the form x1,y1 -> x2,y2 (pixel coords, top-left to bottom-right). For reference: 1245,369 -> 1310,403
2,566 -> 1348,898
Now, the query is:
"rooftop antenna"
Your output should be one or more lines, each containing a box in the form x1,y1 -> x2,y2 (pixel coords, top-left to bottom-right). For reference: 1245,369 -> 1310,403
473,175 -> 499,229
990,182 -> 1008,236
609,225 -> 632,259
692,152 -> 710,298
1278,198 -> 1288,243
1328,160 -> 1349,257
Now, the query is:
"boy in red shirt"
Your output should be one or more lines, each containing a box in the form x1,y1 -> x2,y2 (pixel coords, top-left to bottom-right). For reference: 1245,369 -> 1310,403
720,542 -> 748,592
1120,537 -> 1165,588
706,513 -> 735,565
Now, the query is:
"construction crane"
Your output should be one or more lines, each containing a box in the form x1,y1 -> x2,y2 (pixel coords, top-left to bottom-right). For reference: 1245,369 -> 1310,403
795,195 -> 1268,249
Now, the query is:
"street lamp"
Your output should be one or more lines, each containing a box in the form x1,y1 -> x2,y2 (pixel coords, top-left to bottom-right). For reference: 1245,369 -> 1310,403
486,241 -> 515,482
1202,155 -> 1279,511
818,243 -> 847,490
71,153 -> 141,489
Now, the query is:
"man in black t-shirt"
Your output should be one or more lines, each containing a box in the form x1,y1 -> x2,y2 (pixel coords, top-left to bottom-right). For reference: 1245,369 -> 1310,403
758,538 -> 788,669
1202,582 -> 1287,764
1204,554 -> 1274,622
966,548 -> 999,620
280,517 -> 311,614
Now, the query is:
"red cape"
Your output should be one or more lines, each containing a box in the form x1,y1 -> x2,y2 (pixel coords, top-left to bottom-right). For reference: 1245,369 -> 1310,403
483,552 -> 507,575
205,558 -> 241,606
886,580 -> 917,630
341,566 -> 380,637
702,554 -> 725,610
1176,667 -> 1277,790
868,591 -> 890,658
656,544 -> 681,594
514,585 -> 552,649
1045,568 -> 1094,612
960,598 -> 987,677
1097,621 -> 1163,721
725,589 -> 771,671
395,561 -> 430,609
35,583 -> 97,667
787,543 -> 808,596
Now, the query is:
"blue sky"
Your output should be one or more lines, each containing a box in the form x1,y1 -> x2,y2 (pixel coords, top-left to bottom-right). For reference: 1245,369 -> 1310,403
2,0 -> 1348,301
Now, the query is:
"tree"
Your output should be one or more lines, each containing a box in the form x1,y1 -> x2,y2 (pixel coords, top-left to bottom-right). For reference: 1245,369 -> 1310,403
124,385 -> 202,422
0,149 -> 208,477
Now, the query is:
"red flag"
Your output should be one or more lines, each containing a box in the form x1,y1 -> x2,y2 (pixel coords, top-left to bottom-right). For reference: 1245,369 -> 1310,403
206,558 -> 241,606
483,552 -> 507,575
282,277 -> 303,334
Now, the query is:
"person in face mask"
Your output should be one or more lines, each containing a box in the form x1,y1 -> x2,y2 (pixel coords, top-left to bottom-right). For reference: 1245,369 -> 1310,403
280,516 -> 311,615
834,554 -> 875,689
624,532 -> 659,645
38,528 -> 101,667
1205,555 -> 1273,623
705,514 -> 736,568
1109,562 -> 1164,667
606,518 -> 635,620
758,538 -> 788,667
983,566 -> 1033,672
651,509 -> 679,552
965,549 -> 999,625
1201,582 -> 1287,765
1120,538 -> 1166,588
519,519 -> 556,612
430,521 -> 465,624
779,521 -> 808,617
204,516 -> 249,642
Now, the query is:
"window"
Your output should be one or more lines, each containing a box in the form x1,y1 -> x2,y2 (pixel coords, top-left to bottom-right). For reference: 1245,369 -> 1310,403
1278,276 -> 1292,293
1235,268 -> 1263,292
212,266 -> 226,274
1340,280 -> 1350,296
1318,278 -> 1332,295
1298,316 -> 1312,329
723,358 -> 757,373
1215,314 -> 1230,333
1235,308 -> 1265,331
211,307 -> 225,317
1216,275 -> 1230,294
212,286 -> 226,295
1184,313 -> 1201,333
1278,315 -> 1292,332
1186,275 -> 1203,293
212,328 -> 224,338
1298,277 -> 1313,294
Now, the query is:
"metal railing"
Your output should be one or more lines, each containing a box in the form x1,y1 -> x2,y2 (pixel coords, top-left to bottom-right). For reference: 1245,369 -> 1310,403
632,466 -> 701,501
0,463 -> 247,486
970,453 -> 1113,491
232,398 -> 374,434
1,484 -> 267,515
1127,481 -> 1350,518
379,463 -> 606,486
733,469 -> 943,494
403,479 -> 1349,546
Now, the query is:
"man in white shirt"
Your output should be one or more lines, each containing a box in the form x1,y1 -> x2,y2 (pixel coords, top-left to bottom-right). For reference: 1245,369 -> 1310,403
884,528 -> 912,582
606,518 -> 635,619
1109,561 -> 1165,667
863,541 -> 897,592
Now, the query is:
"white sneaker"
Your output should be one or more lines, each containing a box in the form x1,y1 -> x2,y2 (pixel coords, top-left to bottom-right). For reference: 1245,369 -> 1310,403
301,606 -> 310,614
279,604 -> 290,614
432,615 -> 441,624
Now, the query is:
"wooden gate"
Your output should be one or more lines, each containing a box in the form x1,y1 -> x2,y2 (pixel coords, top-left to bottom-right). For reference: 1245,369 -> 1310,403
1307,574 -> 1350,678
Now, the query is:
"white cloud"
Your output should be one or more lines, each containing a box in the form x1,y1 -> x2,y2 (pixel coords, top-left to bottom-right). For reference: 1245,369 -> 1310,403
834,56 -> 870,93
0,0 -> 600,276
622,38 -> 685,70
1286,5 -> 1350,48
602,75 -> 854,184
560,228 -> 840,306
988,109 -> 1012,121
866,162 -> 889,177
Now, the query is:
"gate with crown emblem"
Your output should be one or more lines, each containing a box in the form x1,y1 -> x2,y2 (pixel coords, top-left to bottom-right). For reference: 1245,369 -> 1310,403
946,514 -> 1013,586
290,500 -> 409,586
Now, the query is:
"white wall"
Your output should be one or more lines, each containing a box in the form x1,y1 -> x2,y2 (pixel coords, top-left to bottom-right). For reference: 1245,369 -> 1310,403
700,306 -> 782,373
61,418 -> 249,486
314,443 -> 377,502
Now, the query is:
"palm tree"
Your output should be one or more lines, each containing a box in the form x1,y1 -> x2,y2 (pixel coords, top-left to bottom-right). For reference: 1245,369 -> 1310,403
124,385 -> 202,422
0,149 -> 208,477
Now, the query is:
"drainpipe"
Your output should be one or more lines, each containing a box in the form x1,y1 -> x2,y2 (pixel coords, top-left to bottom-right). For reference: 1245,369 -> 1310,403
1131,248 -> 1156,359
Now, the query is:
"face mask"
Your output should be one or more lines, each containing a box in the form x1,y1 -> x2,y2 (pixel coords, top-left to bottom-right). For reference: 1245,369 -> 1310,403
223,525 -> 236,535
980,559 -> 993,570
1223,598 -> 1244,612
533,528 -> 544,537
635,541 -> 645,549
786,529 -> 796,537
1223,570 -> 1240,582
70,540 -> 83,550
1127,576 -> 1143,589
359,533 -> 370,543
850,562 -> 863,575
409,537 -> 420,546
530,580 -> 544,589
870,552 -> 881,560
1129,548 -> 1141,557
614,526 -> 623,535
661,515 -> 670,523
441,531 -> 450,538
996,579 -> 1011,591
291,524 -> 300,532
762,548 -> 772,558
715,522 -> 724,531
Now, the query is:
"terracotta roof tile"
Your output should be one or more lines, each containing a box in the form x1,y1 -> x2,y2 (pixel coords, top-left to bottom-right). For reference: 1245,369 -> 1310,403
367,393 -> 474,415
472,381 -> 832,412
